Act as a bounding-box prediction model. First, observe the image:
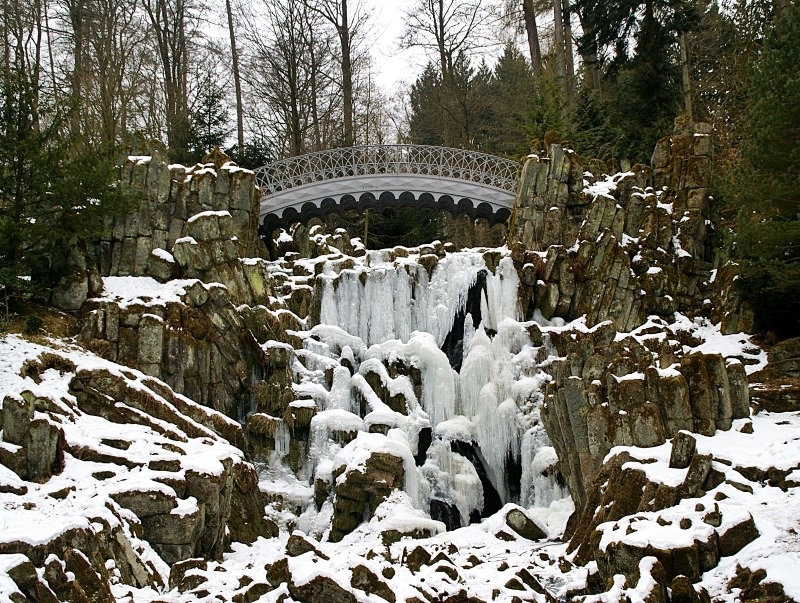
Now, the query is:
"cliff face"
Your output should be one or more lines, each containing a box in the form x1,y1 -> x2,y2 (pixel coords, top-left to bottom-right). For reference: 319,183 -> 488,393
78,151 -> 277,420
102,147 -> 264,277
493,121 -> 760,513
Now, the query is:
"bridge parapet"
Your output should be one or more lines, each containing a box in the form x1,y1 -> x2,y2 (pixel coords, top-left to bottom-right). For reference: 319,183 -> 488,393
255,144 -> 520,199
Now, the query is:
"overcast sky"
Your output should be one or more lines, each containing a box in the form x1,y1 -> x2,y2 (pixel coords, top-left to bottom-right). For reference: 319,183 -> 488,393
368,0 -> 424,91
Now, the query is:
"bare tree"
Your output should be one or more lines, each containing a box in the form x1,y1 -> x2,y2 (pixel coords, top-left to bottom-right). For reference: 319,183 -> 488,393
562,0 -> 576,104
142,0 -> 201,158
401,0 -> 500,145
241,0 -> 338,156
304,0 -> 370,147
88,0 -> 150,146
63,0 -> 87,108
3,0 -> 44,119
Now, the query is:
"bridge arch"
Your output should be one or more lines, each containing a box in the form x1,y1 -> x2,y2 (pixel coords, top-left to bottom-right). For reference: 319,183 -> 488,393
255,144 -> 519,238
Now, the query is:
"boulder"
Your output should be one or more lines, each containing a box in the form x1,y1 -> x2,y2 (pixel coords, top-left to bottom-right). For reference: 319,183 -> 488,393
505,508 -> 547,541
286,532 -> 328,560
110,489 -> 178,517
169,558 -> 209,592
670,432 -> 697,469
330,451 -> 405,542
0,395 -> 65,482
350,564 -> 395,602
289,574 -> 357,603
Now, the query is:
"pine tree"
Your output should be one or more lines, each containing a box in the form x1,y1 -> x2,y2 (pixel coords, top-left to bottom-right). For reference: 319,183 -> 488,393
409,63 -> 445,146
486,43 -> 535,158
0,76 -> 122,311
189,72 -> 233,161
574,0 -> 698,162
731,2 -> 800,339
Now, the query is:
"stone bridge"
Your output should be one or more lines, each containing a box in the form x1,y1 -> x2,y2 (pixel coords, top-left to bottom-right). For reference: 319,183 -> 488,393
254,145 -> 521,235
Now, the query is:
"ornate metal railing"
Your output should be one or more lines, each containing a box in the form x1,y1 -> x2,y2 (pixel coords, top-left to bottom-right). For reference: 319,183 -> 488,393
254,144 -> 520,198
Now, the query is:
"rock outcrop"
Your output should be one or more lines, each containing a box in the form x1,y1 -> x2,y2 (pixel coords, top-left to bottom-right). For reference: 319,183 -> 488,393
329,451 -> 407,542
0,392 -> 66,482
508,119 -> 746,333
749,336 -> 800,413
539,318 -> 752,511
79,279 -> 263,420
565,437 -> 762,595
102,147 -> 264,277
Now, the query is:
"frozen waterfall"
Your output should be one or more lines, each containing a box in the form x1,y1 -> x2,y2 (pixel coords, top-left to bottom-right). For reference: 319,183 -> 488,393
268,248 -> 569,531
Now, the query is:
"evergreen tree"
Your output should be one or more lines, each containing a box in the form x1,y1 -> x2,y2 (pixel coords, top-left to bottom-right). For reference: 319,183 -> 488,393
449,52 -> 488,149
485,43 -> 535,158
189,72 -> 234,162
604,24 -> 682,161
408,63 -> 445,146
574,0 -> 697,162
568,87 -> 626,160
0,72 -> 121,312
469,60 -> 497,153
731,3 -> 800,339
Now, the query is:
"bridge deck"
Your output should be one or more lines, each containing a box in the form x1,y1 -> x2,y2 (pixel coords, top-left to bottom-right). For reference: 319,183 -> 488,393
254,145 -> 521,225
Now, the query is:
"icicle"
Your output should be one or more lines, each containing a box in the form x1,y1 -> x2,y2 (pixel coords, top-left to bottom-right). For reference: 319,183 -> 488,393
328,366 -> 354,413
422,439 -> 484,527
366,332 -> 457,428
275,420 -> 291,459
519,423 -> 569,508
319,275 -> 339,327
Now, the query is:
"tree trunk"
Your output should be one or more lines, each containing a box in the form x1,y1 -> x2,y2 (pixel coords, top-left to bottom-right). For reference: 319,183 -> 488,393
1,0 -> 8,86
521,0 -> 542,95
575,9 -> 601,92
340,0 -> 354,146
435,0 -> 455,146
562,0 -> 576,106
30,0 -> 42,130
308,25 -> 322,150
67,0 -> 85,107
553,0 -> 567,105
43,0 -> 59,104
226,0 -> 244,155
144,0 -> 191,159
679,31 -> 692,120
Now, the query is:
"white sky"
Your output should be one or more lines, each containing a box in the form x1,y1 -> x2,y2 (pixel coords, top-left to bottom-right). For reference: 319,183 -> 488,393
368,0 -> 426,91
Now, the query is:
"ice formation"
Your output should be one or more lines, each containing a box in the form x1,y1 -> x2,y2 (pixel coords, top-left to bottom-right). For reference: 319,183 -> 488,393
268,248 -> 569,529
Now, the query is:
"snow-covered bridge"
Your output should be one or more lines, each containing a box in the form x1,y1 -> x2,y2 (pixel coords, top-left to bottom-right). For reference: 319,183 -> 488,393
254,144 -> 521,235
